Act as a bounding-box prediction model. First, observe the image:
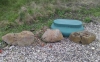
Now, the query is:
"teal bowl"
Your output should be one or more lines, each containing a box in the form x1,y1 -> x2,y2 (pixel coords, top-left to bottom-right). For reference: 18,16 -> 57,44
51,19 -> 84,37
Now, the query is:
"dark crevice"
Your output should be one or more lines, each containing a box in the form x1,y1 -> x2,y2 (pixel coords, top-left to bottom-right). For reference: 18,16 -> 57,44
79,35 -> 82,44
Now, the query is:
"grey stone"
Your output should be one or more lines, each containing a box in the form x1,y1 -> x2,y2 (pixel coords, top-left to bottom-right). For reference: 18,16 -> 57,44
98,60 -> 100,62
62,54 -> 71,61
96,51 -> 100,56
81,58 -> 90,62
45,60 -> 50,62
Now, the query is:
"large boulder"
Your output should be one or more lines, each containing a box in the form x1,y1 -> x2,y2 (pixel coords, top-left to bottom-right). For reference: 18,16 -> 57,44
42,29 -> 64,43
69,31 -> 96,44
2,31 -> 35,46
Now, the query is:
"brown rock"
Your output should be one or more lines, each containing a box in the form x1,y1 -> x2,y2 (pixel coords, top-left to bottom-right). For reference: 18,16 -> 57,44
81,31 -> 96,44
49,45 -> 53,48
2,31 -> 35,46
2,33 -> 18,45
42,29 -> 64,43
69,31 -> 96,44
69,32 -> 81,43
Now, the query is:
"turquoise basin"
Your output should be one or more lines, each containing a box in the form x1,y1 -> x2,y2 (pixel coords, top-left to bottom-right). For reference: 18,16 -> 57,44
51,19 -> 84,37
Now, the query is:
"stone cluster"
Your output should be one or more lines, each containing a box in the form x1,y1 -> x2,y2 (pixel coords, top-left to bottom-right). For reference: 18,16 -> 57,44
2,29 -> 64,46
69,31 -> 96,44
2,27 -> 96,46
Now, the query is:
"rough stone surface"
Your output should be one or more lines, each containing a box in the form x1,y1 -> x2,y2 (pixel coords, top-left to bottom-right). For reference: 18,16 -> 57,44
69,32 -> 81,43
81,31 -> 96,44
2,31 -> 35,46
42,29 -> 64,43
69,31 -> 96,44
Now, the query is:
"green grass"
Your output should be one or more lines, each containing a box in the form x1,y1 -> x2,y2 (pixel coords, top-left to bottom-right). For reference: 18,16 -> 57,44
0,0 -> 100,47
83,17 -> 91,23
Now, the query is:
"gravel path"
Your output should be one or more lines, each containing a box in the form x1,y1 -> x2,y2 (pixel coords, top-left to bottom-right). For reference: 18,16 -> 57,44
0,22 -> 100,62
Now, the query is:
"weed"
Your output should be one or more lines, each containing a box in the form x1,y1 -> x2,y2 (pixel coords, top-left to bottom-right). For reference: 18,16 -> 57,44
83,17 -> 91,23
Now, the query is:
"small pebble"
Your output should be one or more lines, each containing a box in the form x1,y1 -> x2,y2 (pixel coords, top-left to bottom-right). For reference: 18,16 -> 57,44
91,47 -> 95,50
49,45 -> 53,48
0,49 -> 2,53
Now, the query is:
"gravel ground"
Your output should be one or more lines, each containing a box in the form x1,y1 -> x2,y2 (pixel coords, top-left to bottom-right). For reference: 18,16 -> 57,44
0,22 -> 100,62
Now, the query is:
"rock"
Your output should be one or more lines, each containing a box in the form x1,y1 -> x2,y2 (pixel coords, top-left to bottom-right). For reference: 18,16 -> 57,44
69,31 -> 96,44
2,31 -> 35,46
81,31 -> 96,44
69,32 -> 81,43
42,29 -> 64,42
